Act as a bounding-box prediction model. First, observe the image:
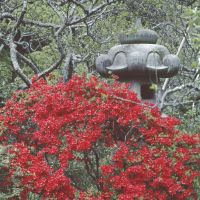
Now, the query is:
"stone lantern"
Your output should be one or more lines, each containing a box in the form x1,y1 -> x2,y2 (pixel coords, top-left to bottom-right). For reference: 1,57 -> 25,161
96,24 -> 180,102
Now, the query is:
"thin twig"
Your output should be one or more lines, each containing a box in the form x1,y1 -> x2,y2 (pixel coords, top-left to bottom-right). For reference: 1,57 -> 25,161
111,95 -> 157,108
162,25 -> 191,91
160,83 -> 199,110
16,51 -> 40,74
37,56 -> 65,79
14,0 -> 28,31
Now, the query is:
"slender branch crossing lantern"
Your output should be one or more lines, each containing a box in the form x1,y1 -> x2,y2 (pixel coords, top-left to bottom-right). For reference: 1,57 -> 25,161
96,23 -> 180,102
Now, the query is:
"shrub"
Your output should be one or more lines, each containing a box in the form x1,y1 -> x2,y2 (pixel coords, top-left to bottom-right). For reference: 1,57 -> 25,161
0,75 -> 199,199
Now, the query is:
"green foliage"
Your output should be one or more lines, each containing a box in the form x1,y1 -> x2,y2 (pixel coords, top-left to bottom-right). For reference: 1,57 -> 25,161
30,43 -> 59,70
0,50 -> 18,100
0,146 -> 22,199
184,6 -> 200,51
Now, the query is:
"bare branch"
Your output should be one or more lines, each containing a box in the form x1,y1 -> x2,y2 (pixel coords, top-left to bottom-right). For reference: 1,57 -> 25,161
37,55 -> 65,79
71,0 -> 89,15
10,39 -> 31,87
160,82 -> 199,110
163,100 -> 198,107
0,44 -> 4,53
16,51 -> 40,74
0,12 -> 15,21
0,12 -> 60,29
111,95 -> 156,108
13,0 -> 28,31
162,25 -> 191,90
47,0 -> 66,21
67,0 -> 118,26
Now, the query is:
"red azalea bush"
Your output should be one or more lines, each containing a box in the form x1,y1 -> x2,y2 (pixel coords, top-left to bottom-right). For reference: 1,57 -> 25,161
0,75 -> 199,200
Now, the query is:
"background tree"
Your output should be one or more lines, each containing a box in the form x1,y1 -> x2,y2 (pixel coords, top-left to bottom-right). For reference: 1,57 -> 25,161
0,0 -> 128,91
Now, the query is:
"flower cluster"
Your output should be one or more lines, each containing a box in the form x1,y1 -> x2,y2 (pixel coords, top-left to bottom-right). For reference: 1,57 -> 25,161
0,75 -> 199,199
